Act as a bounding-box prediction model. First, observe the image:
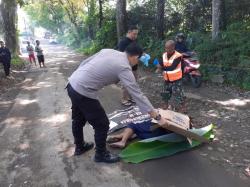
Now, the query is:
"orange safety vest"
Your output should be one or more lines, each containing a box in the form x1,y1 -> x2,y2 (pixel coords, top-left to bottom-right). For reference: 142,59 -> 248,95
163,51 -> 183,82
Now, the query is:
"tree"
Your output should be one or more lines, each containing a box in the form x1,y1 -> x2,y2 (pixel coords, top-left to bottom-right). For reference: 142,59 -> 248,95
25,1 -> 65,34
0,0 -> 18,54
98,0 -> 103,28
116,0 -> 127,41
156,0 -> 165,39
212,0 -> 221,40
58,0 -> 83,41
86,0 -> 97,40
0,11 -> 3,38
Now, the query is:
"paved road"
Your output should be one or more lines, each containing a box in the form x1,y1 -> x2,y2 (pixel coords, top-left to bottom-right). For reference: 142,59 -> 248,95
0,43 -> 249,187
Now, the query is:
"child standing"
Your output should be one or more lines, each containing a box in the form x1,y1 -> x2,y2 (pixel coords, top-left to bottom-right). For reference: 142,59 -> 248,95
35,40 -> 46,68
26,41 -> 36,66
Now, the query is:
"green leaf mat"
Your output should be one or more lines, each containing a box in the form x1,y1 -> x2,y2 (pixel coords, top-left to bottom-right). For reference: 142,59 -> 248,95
119,124 -> 214,163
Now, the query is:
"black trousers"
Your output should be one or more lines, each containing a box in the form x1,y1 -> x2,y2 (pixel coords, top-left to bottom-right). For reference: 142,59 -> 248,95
1,61 -> 10,76
37,55 -> 44,63
67,84 -> 109,153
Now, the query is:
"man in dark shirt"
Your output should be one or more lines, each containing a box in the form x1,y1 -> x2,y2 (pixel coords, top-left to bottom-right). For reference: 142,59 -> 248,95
0,41 -> 11,78
117,26 -> 139,106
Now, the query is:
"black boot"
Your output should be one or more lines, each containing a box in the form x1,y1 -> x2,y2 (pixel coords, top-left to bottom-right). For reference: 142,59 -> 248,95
94,150 -> 120,163
74,142 -> 94,156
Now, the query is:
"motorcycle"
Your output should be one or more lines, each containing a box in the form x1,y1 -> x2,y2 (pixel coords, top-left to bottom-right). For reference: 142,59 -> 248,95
182,52 -> 202,88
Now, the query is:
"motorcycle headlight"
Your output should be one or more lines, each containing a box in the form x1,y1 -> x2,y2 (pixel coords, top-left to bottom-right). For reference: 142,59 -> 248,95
190,64 -> 200,69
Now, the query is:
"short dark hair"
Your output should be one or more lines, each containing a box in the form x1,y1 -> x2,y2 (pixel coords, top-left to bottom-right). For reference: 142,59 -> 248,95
125,42 -> 143,57
128,25 -> 138,32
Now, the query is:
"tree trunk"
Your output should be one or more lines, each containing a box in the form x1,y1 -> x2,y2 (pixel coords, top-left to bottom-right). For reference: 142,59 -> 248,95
212,0 -> 221,40
58,0 -> 82,42
220,0 -> 226,30
116,0 -> 127,42
98,0 -> 103,28
0,8 -> 3,36
156,0 -> 165,40
0,0 -> 18,54
88,0 -> 95,40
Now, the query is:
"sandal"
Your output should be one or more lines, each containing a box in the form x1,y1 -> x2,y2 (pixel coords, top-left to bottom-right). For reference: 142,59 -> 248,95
129,98 -> 136,103
121,100 -> 132,106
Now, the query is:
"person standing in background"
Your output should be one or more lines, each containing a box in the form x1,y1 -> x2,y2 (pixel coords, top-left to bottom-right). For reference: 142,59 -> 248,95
35,40 -> 46,68
117,25 -> 139,106
158,40 -> 186,113
0,41 -> 12,78
26,41 -> 37,66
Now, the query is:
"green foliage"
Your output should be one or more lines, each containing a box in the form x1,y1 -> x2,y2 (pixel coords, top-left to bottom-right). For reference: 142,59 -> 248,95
242,73 -> 250,90
78,20 -> 117,55
23,0 -> 250,90
194,21 -> 250,90
24,2 -> 65,34
138,35 -> 165,61
57,28 -> 79,47
11,55 -> 27,68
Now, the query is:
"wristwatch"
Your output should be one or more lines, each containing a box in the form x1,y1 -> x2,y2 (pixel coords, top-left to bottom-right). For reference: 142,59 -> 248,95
154,114 -> 162,121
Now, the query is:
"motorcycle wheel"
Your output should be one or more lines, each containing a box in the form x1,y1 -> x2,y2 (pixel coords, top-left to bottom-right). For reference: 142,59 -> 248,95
190,75 -> 202,88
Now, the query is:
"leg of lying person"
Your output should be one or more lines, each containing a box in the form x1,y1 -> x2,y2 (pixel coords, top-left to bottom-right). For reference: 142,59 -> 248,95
107,133 -> 124,143
109,128 -> 134,148
110,120 -> 169,149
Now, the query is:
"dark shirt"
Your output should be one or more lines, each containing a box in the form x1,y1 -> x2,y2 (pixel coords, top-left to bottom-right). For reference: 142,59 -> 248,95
175,42 -> 188,53
159,52 -> 182,71
0,47 -> 11,63
117,37 -> 138,71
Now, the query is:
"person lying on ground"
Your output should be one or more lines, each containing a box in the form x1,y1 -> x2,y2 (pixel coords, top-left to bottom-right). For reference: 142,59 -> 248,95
108,109 -> 172,149
107,120 -> 171,148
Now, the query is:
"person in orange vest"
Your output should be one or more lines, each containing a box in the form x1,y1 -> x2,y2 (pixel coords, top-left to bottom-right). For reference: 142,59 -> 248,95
157,40 -> 186,112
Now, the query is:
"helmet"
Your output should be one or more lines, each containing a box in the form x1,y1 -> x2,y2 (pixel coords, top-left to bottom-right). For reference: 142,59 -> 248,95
176,33 -> 185,40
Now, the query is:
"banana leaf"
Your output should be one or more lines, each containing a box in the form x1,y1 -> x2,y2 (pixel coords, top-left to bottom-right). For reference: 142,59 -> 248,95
119,124 -> 214,164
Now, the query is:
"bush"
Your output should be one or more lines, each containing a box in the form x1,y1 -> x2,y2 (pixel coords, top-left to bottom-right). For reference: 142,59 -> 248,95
11,56 -> 27,68
194,21 -> 250,90
77,20 -> 117,55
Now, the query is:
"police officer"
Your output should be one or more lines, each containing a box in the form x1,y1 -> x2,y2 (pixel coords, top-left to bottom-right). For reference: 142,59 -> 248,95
67,43 -> 167,163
